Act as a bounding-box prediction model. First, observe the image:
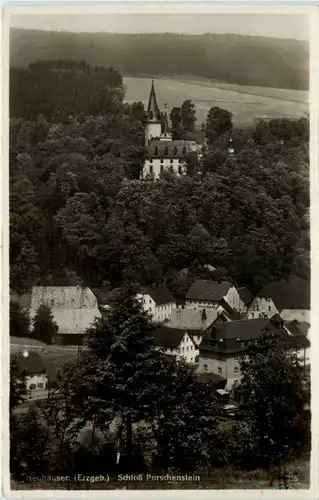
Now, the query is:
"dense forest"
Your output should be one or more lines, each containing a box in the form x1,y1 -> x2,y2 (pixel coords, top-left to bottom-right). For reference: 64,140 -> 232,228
10,29 -> 309,90
10,61 -> 309,297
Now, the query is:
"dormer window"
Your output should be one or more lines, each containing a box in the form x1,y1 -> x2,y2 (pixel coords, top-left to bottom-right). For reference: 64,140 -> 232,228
164,146 -> 168,155
154,146 -> 158,156
174,146 -> 178,155
182,146 -> 186,155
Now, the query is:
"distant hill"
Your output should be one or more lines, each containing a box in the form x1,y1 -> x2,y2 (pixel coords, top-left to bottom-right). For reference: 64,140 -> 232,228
10,29 -> 309,90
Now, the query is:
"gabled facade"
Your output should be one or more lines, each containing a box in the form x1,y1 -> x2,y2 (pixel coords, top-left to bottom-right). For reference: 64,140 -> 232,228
15,351 -> 48,396
136,286 -> 176,323
154,326 -> 198,363
185,280 -> 245,313
248,278 -> 310,322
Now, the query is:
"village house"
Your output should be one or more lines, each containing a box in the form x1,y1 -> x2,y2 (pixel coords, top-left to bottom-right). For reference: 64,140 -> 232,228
247,278 -> 310,322
29,286 -> 102,345
154,326 -> 198,363
142,80 -> 202,180
16,351 -> 48,396
198,315 -> 310,390
166,301 -> 242,348
136,286 -> 176,323
185,279 -> 246,312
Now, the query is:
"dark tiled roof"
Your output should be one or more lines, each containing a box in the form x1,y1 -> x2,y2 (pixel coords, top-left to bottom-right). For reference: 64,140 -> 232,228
154,326 -> 186,348
144,286 -> 174,305
286,320 -> 310,337
200,318 -> 269,354
15,352 -> 46,375
258,278 -> 310,311
280,335 -> 310,349
237,287 -> 254,307
186,280 -> 232,302
147,139 -> 198,159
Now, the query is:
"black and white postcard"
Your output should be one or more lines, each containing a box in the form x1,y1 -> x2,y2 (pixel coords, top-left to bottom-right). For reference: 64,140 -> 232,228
1,3 -> 318,498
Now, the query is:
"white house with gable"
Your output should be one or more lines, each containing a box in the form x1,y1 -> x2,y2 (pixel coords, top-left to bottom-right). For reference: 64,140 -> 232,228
154,326 -> 198,363
248,278 -> 310,322
185,280 -> 245,313
136,286 -> 176,323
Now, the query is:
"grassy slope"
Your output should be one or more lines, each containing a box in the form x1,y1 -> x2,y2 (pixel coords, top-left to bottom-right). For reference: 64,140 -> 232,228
123,76 -> 308,127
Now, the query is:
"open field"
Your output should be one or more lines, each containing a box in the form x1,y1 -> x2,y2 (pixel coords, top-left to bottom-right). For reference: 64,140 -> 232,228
123,76 -> 308,127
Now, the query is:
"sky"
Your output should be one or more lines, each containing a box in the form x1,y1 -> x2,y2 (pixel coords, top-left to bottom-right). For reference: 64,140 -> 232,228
10,13 -> 309,40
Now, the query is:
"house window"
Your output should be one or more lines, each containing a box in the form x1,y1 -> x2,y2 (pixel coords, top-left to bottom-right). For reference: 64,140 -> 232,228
150,159 -> 153,163
37,382 -> 44,389
251,312 -> 254,318
204,364 -> 208,373
170,159 -> 173,164
218,367 -> 222,375
256,304 -> 259,311
178,166 -> 182,174
234,367 -> 239,374
149,165 -> 153,174
30,384 -> 36,390
187,346 -> 189,352
268,305 -> 271,311
160,165 -> 164,173
160,158 -> 164,164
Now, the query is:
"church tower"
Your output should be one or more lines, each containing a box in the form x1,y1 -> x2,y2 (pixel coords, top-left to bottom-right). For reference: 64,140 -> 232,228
145,80 -> 162,146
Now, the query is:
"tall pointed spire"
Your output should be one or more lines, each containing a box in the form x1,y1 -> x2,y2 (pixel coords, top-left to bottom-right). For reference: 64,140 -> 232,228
147,79 -> 161,122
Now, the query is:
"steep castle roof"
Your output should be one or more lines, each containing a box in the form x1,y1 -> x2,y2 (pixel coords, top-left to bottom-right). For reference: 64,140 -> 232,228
147,139 -> 198,158
147,80 -> 161,122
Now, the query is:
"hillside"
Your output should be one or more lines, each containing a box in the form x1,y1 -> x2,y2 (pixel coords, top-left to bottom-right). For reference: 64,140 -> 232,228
123,76 -> 308,127
10,29 -> 309,90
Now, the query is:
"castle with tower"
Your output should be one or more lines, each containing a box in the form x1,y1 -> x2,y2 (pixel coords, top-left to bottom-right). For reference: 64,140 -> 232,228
142,80 -> 234,180
142,80 -> 202,180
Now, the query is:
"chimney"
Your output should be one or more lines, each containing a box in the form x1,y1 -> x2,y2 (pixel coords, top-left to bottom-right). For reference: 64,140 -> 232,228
201,308 -> 207,322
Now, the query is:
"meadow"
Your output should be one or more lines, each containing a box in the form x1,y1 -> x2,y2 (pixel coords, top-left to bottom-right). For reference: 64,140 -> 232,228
123,76 -> 309,127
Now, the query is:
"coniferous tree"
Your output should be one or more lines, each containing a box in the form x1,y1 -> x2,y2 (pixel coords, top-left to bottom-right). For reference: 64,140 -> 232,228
237,331 -> 310,487
32,304 -> 58,344
170,106 -> 182,140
